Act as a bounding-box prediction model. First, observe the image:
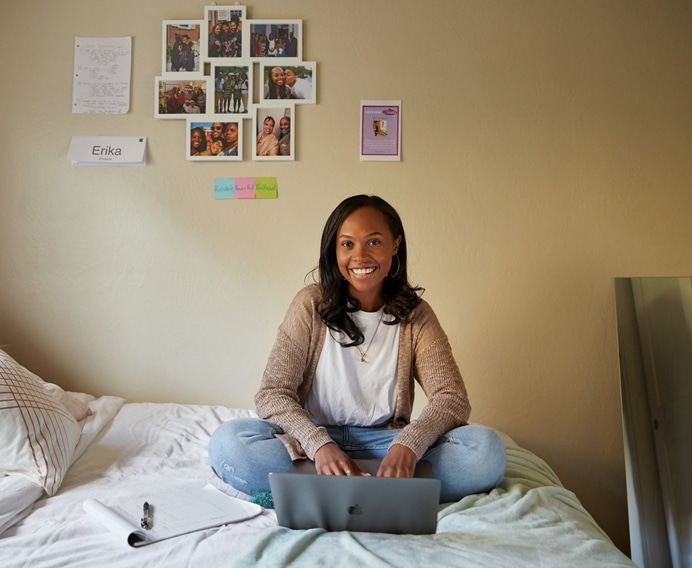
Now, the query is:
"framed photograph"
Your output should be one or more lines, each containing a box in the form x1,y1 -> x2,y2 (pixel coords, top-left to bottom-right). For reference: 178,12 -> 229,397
253,105 -> 294,161
248,20 -> 302,61
187,116 -> 243,161
359,100 -> 402,161
210,63 -> 253,115
155,76 -> 211,118
259,61 -> 316,104
202,5 -> 249,61
162,20 -> 203,74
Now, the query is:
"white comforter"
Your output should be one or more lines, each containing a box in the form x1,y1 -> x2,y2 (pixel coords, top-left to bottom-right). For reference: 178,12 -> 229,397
0,394 -> 124,535
0,398 -> 636,568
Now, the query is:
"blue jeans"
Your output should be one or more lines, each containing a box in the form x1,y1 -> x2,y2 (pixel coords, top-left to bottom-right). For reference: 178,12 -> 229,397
208,419 -> 506,502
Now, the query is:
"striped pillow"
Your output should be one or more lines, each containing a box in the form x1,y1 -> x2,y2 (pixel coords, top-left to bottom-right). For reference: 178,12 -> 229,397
0,350 -> 81,496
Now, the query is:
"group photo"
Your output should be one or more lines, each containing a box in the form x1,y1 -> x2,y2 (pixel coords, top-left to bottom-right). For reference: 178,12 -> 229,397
203,5 -> 247,59
156,78 -> 210,117
187,118 -> 243,161
212,65 -> 252,114
162,21 -> 202,73
249,20 -> 302,60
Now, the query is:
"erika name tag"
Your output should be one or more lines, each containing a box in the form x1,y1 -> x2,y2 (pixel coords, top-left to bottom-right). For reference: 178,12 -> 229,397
67,136 -> 147,166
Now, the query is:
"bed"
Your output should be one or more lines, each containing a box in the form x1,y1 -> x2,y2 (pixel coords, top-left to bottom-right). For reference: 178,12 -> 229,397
0,349 -> 636,567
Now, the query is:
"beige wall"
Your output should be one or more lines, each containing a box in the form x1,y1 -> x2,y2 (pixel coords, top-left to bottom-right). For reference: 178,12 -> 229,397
3,0 -> 692,554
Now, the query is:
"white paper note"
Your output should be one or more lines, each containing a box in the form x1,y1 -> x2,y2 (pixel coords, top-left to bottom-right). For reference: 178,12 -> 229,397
72,37 -> 132,114
83,484 -> 262,547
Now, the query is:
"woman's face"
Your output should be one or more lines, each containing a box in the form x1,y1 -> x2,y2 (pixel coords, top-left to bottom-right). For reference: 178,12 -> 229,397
223,123 -> 238,146
271,67 -> 285,86
262,118 -> 275,135
210,140 -> 224,155
335,207 -> 401,311
211,122 -> 224,139
191,130 -> 203,150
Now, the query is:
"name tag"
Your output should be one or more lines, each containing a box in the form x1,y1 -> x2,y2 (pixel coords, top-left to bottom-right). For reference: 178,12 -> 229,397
67,136 -> 147,166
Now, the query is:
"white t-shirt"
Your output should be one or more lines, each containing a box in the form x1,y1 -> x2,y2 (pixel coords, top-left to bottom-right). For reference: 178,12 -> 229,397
305,308 -> 400,427
289,77 -> 312,100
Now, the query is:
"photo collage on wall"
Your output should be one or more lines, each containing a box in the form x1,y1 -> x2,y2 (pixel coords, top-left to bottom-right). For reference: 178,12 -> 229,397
155,5 -> 316,162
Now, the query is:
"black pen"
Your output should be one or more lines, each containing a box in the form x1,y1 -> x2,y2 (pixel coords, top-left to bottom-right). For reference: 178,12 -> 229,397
141,501 -> 151,530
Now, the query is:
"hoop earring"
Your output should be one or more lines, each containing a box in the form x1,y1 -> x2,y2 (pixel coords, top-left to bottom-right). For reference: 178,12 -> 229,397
389,254 -> 401,278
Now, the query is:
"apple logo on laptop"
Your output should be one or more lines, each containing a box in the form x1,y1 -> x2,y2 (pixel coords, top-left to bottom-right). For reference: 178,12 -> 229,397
348,504 -> 364,516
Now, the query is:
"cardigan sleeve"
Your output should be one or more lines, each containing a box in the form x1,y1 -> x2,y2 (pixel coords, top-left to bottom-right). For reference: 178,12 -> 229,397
254,285 -> 334,460
391,301 -> 471,459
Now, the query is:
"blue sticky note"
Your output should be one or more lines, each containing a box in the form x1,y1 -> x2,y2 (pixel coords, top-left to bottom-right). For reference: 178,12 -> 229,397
214,178 -> 235,199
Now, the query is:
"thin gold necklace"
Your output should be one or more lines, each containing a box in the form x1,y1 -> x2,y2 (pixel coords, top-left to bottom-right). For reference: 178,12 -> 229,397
355,316 -> 383,363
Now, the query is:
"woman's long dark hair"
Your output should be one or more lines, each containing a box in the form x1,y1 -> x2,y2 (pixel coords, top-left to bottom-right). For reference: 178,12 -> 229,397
315,195 -> 423,347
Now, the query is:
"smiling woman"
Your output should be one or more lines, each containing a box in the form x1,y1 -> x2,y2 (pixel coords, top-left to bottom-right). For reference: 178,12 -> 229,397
256,116 -> 278,156
264,66 -> 292,99
208,194 -> 507,506
335,206 -> 401,312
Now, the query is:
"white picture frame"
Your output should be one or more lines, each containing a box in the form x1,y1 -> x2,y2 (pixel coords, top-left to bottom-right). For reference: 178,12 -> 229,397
259,61 -> 316,104
202,5 -> 249,61
210,63 -> 253,115
186,116 -> 243,161
252,105 -> 295,161
248,19 -> 302,62
155,76 -> 212,119
162,20 -> 203,74
359,100 -> 402,161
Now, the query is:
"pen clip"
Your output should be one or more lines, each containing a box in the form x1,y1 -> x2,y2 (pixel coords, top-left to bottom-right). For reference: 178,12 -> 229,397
141,501 -> 151,530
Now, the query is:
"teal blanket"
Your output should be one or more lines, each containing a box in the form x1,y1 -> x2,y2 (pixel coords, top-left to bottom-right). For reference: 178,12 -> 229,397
231,446 -> 635,567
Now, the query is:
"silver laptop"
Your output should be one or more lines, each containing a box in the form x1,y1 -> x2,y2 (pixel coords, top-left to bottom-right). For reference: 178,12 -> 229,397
268,460 -> 441,534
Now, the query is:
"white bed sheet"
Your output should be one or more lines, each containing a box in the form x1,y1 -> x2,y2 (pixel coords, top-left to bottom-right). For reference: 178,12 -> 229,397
0,395 -> 124,535
0,401 -> 275,567
0,400 -> 637,568
0,476 -> 43,536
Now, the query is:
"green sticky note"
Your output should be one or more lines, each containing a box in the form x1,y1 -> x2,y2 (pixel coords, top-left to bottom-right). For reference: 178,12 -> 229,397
255,177 -> 278,199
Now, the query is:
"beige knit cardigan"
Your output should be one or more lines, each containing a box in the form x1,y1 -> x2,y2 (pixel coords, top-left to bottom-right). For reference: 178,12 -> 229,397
254,284 -> 471,461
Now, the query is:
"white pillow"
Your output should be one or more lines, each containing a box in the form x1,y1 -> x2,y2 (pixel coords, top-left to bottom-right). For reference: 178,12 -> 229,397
0,350 -> 82,496
42,381 -> 93,421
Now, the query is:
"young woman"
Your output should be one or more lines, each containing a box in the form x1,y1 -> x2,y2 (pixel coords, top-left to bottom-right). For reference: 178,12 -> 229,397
189,126 -> 207,156
209,195 -> 506,502
208,23 -> 224,58
255,116 -> 279,156
264,66 -> 292,100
